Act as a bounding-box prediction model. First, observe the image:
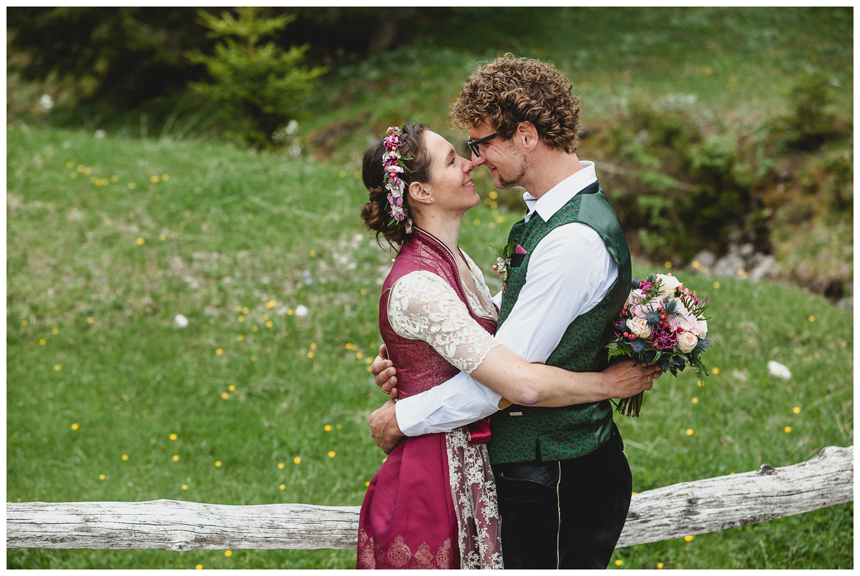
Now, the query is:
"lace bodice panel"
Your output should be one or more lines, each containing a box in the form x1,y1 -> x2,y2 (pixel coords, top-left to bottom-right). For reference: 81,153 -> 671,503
387,264 -> 500,375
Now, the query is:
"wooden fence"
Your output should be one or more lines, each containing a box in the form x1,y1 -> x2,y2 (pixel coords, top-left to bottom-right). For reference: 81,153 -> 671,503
7,445 -> 852,553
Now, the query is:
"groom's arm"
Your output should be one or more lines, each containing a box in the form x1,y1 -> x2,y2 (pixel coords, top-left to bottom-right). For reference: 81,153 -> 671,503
371,223 -> 616,448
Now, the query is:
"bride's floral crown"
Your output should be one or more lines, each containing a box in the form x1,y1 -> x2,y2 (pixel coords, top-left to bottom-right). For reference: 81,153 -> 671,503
382,126 -> 412,224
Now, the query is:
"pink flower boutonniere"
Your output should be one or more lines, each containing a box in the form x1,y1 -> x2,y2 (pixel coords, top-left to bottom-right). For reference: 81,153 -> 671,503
493,243 -> 528,286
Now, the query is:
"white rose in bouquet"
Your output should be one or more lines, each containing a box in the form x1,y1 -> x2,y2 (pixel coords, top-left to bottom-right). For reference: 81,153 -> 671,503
656,273 -> 683,298
677,331 -> 699,353
697,318 -> 708,337
626,317 -> 652,339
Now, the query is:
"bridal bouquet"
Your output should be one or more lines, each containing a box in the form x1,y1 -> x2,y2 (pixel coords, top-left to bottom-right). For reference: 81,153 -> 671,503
606,272 -> 714,417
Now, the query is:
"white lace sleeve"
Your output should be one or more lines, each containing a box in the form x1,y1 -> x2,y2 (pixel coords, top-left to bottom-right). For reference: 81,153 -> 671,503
388,271 -> 501,374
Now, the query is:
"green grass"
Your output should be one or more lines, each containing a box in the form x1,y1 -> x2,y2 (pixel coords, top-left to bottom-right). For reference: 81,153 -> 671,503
7,123 -> 852,569
6,6 -> 853,569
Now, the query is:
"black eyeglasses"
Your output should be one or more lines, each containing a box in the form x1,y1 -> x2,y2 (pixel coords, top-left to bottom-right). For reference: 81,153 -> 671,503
467,133 -> 498,156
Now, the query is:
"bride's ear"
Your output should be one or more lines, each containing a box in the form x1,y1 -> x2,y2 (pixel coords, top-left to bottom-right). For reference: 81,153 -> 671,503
408,181 -> 434,206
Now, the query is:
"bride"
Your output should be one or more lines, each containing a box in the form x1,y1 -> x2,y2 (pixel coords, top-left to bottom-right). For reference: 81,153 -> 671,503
356,124 -> 656,569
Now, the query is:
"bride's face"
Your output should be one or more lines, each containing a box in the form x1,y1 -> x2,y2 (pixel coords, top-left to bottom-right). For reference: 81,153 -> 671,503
422,130 -> 479,215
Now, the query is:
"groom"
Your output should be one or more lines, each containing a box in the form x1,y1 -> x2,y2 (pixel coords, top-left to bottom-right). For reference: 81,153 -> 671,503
369,54 -> 641,569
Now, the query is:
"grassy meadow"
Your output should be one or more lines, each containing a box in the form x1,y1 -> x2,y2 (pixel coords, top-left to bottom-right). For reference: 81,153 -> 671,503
7,124 -> 853,569
7,6 -> 853,570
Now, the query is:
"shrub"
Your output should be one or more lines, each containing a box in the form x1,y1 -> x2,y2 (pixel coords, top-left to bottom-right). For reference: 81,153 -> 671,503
186,8 -> 328,148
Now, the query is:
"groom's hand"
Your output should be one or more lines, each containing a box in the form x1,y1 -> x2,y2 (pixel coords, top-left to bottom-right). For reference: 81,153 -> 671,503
371,344 -> 399,400
604,360 -> 662,399
368,400 -> 404,454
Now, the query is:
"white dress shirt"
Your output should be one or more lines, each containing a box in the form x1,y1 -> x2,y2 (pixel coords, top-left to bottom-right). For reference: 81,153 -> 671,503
394,161 -> 619,436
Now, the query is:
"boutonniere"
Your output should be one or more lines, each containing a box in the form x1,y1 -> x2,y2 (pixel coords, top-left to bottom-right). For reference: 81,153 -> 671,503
493,243 -> 528,284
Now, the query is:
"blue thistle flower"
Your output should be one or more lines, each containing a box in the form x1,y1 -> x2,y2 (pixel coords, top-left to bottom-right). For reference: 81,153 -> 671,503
630,338 -> 646,354
695,336 -> 713,351
664,299 -> 678,315
631,278 -> 640,290
644,310 -> 661,326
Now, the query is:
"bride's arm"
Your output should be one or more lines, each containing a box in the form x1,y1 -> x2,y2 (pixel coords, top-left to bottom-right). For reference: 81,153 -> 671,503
470,344 -> 655,407
389,272 -> 655,408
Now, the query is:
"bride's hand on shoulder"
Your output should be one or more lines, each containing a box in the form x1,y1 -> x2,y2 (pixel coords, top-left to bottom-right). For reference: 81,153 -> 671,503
371,344 -> 399,400
603,360 -> 661,399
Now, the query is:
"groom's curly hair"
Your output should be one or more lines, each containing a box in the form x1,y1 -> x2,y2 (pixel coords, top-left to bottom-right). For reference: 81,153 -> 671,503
451,53 -> 581,153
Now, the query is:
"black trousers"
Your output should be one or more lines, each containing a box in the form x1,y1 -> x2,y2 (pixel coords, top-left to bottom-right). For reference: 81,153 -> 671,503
492,426 -> 632,569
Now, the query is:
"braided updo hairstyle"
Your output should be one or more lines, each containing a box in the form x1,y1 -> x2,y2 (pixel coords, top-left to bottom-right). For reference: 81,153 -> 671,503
360,123 -> 432,246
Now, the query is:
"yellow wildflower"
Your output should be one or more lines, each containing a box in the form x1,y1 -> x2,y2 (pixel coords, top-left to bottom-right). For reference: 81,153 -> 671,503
278,463 -> 285,469
52,328 -> 59,335
170,434 -> 178,441
150,175 -> 160,183
784,426 -> 792,433
691,397 -> 698,404
99,474 -> 106,480
224,551 -> 232,557
665,261 -> 673,269
87,317 -> 94,324
122,454 -> 129,461
172,455 -> 179,462
808,315 -> 815,322
221,392 -> 229,400
309,250 -> 316,257
686,429 -> 694,436
280,484 -> 286,490
711,368 -> 719,375
216,348 -> 223,356
127,183 -> 135,190
310,343 -> 318,350
39,339 -> 46,345
328,451 -> 336,458
793,406 -> 801,414
229,385 -> 236,391
684,536 -> 693,542
324,425 -> 332,432
161,174 -> 169,181
293,457 -> 301,464
182,485 -> 188,490
71,423 -> 79,431
55,365 -> 62,371
657,562 -> 664,569
267,321 -> 273,328
215,461 -> 222,467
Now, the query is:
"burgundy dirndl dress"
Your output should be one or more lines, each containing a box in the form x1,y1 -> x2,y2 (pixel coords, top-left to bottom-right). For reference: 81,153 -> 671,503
357,228 -> 503,569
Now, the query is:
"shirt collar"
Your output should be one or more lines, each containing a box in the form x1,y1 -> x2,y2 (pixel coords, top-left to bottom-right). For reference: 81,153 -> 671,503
522,161 -> 597,222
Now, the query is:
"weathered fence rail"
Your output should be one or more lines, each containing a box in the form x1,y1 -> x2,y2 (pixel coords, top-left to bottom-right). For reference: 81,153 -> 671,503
7,445 -> 852,552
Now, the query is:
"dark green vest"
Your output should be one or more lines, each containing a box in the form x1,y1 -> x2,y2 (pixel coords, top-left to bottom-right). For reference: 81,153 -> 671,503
488,182 -> 631,464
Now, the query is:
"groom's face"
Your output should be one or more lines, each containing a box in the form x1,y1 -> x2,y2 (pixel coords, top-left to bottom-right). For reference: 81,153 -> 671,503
467,122 -> 528,190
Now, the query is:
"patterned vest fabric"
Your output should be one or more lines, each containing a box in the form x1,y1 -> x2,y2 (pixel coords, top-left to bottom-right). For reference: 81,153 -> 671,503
379,228 -> 498,399
489,182 -> 632,464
